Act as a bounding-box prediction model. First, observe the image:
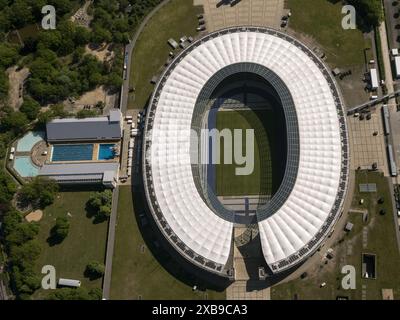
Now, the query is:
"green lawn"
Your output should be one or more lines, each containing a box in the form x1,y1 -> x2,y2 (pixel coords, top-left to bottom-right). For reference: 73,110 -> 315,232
33,188 -> 108,299
288,0 -> 370,67
271,171 -> 400,300
129,0 -> 203,109
215,109 -> 285,197
110,186 -> 226,300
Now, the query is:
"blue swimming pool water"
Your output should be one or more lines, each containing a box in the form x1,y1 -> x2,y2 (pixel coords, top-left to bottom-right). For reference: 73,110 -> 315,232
98,144 -> 116,160
13,156 -> 39,177
17,131 -> 45,152
51,144 -> 94,162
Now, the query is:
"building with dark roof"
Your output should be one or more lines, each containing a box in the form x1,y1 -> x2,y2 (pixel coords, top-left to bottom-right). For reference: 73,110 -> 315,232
46,109 -> 122,142
39,162 -> 119,188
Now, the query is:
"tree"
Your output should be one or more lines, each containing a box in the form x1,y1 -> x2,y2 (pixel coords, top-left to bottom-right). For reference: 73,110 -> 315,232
0,111 -> 29,134
1,210 -> 23,237
51,217 -> 70,241
37,110 -> 54,126
9,0 -> 34,28
0,43 -> 19,69
91,27 -> 112,45
347,0 -> 383,27
74,27 -> 91,46
6,222 -> 39,247
20,97 -> 41,120
0,68 -> 9,101
85,261 -> 105,278
9,240 -> 41,270
47,287 -> 101,300
19,176 -> 59,208
76,109 -> 98,119
87,190 -> 113,221
98,205 -> 111,219
0,169 -> 17,205
106,72 -> 123,90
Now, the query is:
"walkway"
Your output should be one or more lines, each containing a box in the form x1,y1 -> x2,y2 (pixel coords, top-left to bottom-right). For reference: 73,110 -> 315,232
102,185 -> 119,299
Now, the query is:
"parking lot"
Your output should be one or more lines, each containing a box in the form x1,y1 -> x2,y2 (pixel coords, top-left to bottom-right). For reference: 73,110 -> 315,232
194,0 -> 285,32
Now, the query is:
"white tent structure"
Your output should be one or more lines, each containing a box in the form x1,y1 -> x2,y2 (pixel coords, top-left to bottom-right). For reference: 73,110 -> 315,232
143,27 -> 349,275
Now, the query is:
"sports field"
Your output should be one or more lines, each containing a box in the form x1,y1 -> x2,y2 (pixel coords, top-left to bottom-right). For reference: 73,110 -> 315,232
215,108 -> 285,197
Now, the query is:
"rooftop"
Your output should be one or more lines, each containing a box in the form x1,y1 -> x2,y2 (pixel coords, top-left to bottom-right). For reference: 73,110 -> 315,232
46,109 -> 122,142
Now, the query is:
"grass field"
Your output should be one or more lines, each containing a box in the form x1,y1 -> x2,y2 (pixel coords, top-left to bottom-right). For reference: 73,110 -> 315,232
215,109 -> 285,197
271,171 -> 400,300
288,0 -> 371,67
33,188 -> 108,299
110,186 -> 226,300
129,0 -> 203,109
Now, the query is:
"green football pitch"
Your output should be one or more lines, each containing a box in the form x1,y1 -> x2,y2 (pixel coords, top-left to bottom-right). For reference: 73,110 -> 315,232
215,109 -> 285,197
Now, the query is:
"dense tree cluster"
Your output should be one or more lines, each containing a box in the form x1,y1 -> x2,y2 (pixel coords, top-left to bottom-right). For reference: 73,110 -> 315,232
19,176 -> 59,209
47,287 -> 102,300
0,43 -> 19,101
85,261 -> 105,278
50,216 -> 70,242
1,210 -> 42,299
0,169 -> 17,211
347,0 -> 383,28
87,190 -> 113,221
27,51 -> 109,104
0,106 -> 29,135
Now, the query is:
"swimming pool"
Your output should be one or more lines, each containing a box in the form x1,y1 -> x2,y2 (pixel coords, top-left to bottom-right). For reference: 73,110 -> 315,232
51,144 -> 94,162
98,144 -> 116,160
17,131 -> 45,152
13,156 -> 39,177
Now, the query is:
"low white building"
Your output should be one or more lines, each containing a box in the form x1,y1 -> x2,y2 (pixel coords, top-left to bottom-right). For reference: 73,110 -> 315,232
370,68 -> 379,90
58,278 -> 81,288
395,56 -> 400,79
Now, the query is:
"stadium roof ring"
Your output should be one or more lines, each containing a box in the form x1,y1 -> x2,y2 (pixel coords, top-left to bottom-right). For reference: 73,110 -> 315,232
142,26 -> 350,276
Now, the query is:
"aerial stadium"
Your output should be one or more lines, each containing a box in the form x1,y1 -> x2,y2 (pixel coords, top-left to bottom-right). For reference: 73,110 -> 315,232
142,26 -> 349,278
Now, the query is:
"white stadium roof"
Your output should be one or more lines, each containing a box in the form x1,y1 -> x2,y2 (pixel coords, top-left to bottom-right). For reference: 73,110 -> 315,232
143,27 -> 349,275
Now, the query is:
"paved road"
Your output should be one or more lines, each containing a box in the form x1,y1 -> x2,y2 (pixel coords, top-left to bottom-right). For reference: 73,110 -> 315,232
102,186 -> 119,299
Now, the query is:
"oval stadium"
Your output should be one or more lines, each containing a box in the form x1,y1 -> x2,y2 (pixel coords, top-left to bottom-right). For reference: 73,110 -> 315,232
142,26 -> 349,278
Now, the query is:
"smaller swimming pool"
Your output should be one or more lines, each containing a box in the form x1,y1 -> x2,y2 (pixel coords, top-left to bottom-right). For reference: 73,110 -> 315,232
98,144 -> 116,160
52,144 -> 94,162
13,156 -> 39,177
17,131 -> 45,152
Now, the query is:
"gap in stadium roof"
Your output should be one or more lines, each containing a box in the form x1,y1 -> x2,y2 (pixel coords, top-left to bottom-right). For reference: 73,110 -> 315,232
191,68 -> 293,225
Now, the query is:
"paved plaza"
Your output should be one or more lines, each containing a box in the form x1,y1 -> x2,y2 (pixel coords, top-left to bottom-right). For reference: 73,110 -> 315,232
194,0 -> 285,32
348,108 -> 389,176
227,281 -> 270,300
